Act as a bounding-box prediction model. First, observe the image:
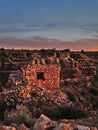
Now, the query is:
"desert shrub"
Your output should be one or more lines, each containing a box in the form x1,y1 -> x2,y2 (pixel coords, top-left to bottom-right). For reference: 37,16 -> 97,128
39,106 -> 87,120
58,106 -> 87,119
80,91 -> 85,96
4,104 -> 37,127
91,77 -> 98,87
90,96 -> 98,108
89,88 -> 98,96
31,106 -> 61,120
0,101 -> 7,120
66,91 -> 76,102
42,107 -> 61,120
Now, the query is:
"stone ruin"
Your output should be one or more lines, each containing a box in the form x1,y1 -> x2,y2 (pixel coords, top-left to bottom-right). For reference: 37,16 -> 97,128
0,50 -> 96,103
25,61 -> 60,90
0,57 -> 61,102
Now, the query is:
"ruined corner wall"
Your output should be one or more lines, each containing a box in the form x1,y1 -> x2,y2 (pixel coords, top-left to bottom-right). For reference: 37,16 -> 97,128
24,64 -> 61,90
0,86 -> 31,103
0,63 -> 61,102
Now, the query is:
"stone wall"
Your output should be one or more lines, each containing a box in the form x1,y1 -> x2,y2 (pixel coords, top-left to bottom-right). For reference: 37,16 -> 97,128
0,59 -> 61,102
24,63 -> 60,90
0,85 -> 31,103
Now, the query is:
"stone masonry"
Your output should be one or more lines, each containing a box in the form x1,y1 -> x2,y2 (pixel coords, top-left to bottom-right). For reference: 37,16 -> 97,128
25,63 -> 60,90
0,58 -> 61,101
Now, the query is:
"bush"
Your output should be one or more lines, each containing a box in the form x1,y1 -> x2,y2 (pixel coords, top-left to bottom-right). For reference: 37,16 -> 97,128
66,91 -> 76,102
90,96 -> 98,109
39,106 -> 87,120
58,106 -> 87,119
91,77 -> 98,87
89,88 -> 98,96
0,101 -> 7,120
4,104 -> 37,127
42,107 -> 61,120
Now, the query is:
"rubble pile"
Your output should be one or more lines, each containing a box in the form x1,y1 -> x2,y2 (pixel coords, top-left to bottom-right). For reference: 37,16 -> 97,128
0,114 -> 98,130
0,85 -> 31,104
30,88 -> 69,106
71,53 -> 96,76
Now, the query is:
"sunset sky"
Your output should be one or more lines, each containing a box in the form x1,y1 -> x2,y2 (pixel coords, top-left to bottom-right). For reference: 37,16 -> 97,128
0,0 -> 98,51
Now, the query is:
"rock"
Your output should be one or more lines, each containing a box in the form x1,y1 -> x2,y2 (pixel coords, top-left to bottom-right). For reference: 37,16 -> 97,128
75,125 -> 90,130
10,123 -> 18,129
6,126 -> 12,130
50,121 -> 57,127
90,127 -> 98,130
73,128 -> 78,130
0,126 -> 8,130
53,123 -> 72,130
18,124 -> 28,130
0,126 -> 16,130
7,72 -> 23,86
10,127 -> 16,130
33,114 -> 51,130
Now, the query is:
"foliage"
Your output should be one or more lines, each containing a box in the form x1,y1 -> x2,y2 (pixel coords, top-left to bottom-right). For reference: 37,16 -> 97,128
0,101 -> 7,120
39,105 -> 87,120
89,87 -> 98,96
4,104 -> 37,127
66,91 -> 76,102
58,106 -> 87,119
90,75 -> 98,88
90,95 -> 98,109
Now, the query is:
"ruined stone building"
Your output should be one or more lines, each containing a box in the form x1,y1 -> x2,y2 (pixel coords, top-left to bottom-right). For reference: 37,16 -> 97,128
24,58 -> 60,90
0,50 -> 96,102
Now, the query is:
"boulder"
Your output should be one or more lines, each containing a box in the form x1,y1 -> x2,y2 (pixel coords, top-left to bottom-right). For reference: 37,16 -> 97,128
18,124 -> 28,130
33,114 -> 51,130
90,127 -> 98,130
75,125 -> 90,130
10,127 -> 16,130
49,121 -> 57,129
0,126 -> 8,130
53,123 -> 72,130
10,123 -> 18,129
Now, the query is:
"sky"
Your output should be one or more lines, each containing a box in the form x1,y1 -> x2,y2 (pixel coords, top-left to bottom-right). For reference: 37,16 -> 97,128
0,0 -> 98,51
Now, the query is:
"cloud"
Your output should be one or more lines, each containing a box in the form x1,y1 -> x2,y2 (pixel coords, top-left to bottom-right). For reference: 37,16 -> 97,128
0,17 -> 98,42
0,37 -> 98,51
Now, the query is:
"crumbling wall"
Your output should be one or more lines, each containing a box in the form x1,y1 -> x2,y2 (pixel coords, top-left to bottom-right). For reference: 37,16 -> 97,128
0,61 -> 60,102
0,85 -> 31,103
25,64 -> 60,90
